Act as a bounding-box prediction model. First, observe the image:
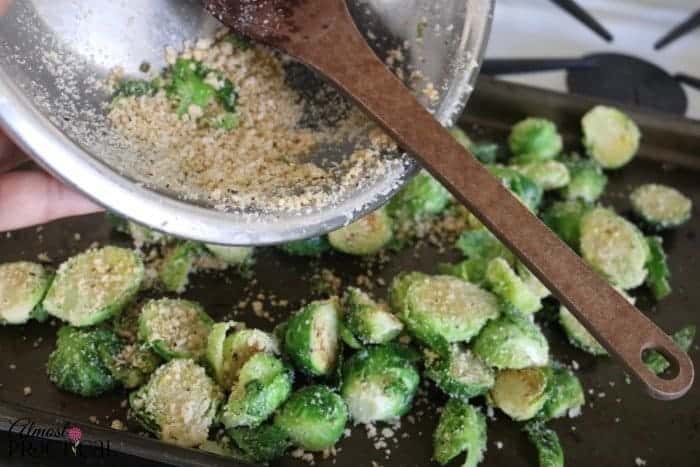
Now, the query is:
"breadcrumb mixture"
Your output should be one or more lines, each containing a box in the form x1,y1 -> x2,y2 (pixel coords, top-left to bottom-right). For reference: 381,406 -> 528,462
108,31 -> 397,213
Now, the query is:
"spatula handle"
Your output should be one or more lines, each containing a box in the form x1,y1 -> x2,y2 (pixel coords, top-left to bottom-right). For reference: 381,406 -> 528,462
290,4 -> 693,399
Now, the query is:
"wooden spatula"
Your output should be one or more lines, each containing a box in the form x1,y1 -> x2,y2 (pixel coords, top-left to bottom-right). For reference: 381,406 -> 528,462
203,0 -> 694,399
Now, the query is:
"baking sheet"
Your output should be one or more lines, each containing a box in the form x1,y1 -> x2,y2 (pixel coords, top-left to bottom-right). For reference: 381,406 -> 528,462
1,77 -> 699,467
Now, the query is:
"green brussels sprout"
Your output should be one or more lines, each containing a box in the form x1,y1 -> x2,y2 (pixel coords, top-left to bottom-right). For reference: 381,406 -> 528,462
138,298 -> 214,361
471,142 -> 501,165
283,299 -> 341,376
204,244 -> 254,266
130,359 -> 222,447
631,183 -> 692,230
220,353 -> 293,429
43,246 -> 144,327
433,399 -> 487,467
400,275 -> 500,350
274,385 -> 349,451
644,325 -> 696,375
47,326 -> 121,397
159,241 -> 204,293
473,313 -> 549,369
438,258 -> 490,287
425,345 -> 494,400
540,366 -> 584,420
541,200 -> 593,251
645,236 -> 671,301
485,258 -> 542,314
207,323 -> 278,388
456,229 -> 515,264
515,263 -> 551,300
388,271 -> 429,313
508,118 -> 563,163
0,261 -> 52,325
487,165 -> 543,212
582,105 -> 640,169
514,161 -> 570,191
580,208 -> 649,290
558,306 -> 607,356
277,236 -> 331,257
228,423 -> 291,464
108,343 -> 162,389
386,170 -> 451,222
523,421 -> 564,467
328,208 -> 394,255
489,367 -> 550,421
342,287 -> 403,345
560,157 -> 607,202
340,344 -> 420,423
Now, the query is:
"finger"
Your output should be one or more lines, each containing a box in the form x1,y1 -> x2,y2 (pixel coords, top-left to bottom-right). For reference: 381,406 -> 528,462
0,0 -> 13,17
0,170 -> 103,231
0,133 -> 27,173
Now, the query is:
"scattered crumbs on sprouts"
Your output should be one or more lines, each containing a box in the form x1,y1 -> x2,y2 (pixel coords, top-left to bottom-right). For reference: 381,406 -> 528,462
635,458 -> 647,466
290,448 -> 315,465
89,415 -> 99,424
23,386 -> 32,396
8,363 -> 16,371
37,252 -> 51,263
495,441 -> 504,450
571,359 -> 580,371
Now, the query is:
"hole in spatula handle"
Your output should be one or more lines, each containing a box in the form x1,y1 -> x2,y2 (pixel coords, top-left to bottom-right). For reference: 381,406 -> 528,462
632,334 -> 694,400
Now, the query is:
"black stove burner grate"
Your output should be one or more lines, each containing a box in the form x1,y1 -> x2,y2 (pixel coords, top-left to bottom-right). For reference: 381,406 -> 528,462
566,53 -> 688,116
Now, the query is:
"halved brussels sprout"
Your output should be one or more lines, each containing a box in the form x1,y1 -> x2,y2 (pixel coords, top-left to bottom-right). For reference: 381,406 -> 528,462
47,326 -> 121,397
558,307 -> 607,356
540,366 -> 585,420
425,345 -> 494,400
508,118 -> 563,163
44,246 -> 144,326
283,299 -> 341,376
401,275 -> 500,350
472,313 -> 549,369
274,385 -> 348,451
220,353 -> 293,429
560,157 -> 607,203
138,298 -> 213,361
487,165 -> 543,212
489,367 -> 550,421
645,236 -> 671,301
108,342 -> 162,389
340,344 -> 420,424
515,263 -> 551,300
541,200 -> 593,251
630,183 -> 692,230
204,244 -> 254,266
129,359 -> 222,447
514,160 -> 570,191
456,229 -> 515,264
342,287 -> 403,345
644,325 -> 696,375
433,399 -> 487,467
328,208 -> 393,255
388,271 -> 429,313
438,259 -> 489,287
0,261 -> 52,325
159,241 -> 203,293
523,421 -> 564,467
582,105 -> 640,169
128,222 -> 170,248
580,208 -> 649,290
386,170 -> 451,222
486,258 -> 542,314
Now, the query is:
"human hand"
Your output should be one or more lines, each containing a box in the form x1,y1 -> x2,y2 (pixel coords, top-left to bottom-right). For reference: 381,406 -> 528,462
0,131 -> 103,232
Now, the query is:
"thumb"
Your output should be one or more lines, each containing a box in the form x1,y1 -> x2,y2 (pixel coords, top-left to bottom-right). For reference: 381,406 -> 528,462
0,170 -> 103,231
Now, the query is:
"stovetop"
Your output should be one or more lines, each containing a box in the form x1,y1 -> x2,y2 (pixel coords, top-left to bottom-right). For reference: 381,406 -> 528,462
485,0 -> 700,121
